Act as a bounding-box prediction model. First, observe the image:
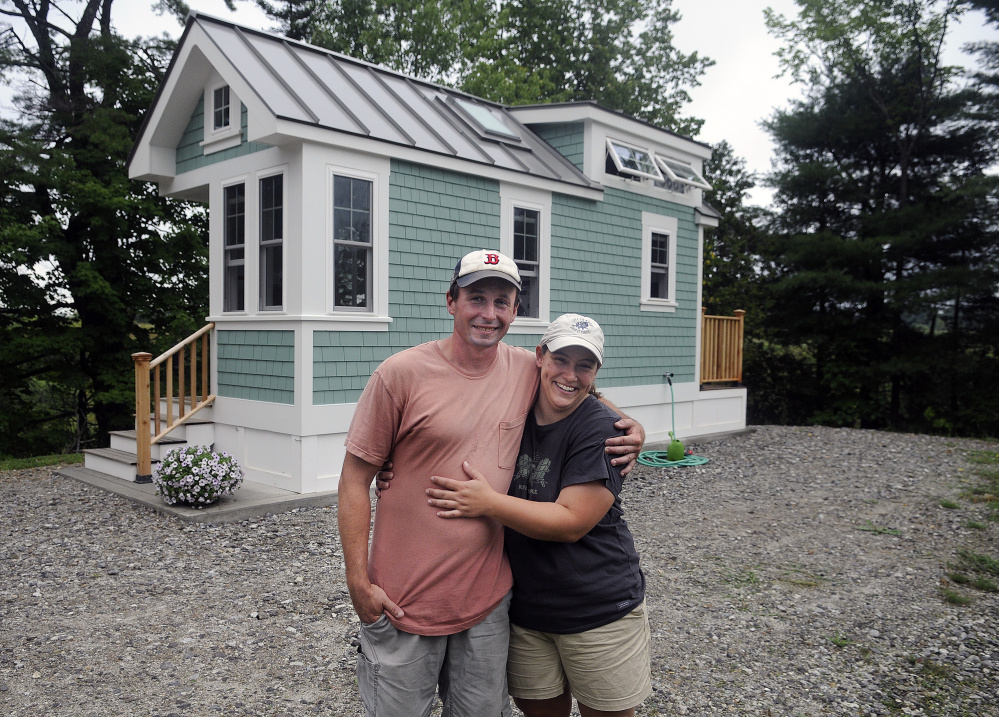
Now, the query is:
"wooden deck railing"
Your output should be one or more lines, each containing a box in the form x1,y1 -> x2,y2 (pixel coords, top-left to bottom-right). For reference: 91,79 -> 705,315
701,309 -> 746,384
132,322 -> 216,480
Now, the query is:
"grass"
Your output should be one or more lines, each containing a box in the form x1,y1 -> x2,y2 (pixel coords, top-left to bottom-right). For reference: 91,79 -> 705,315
826,633 -> 851,648
964,520 -> 986,530
956,548 -> 999,576
939,499 -> 960,510
0,452 -> 84,471
941,588 -> 972,606
856,520 -> 902,536
962,449 -> 999,519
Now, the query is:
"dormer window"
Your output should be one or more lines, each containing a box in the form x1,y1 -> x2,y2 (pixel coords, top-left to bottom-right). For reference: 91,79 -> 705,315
202,80 -> 242,154
213,85 -> 231,130
656,155 -> 711,190
605,138 -> 664,182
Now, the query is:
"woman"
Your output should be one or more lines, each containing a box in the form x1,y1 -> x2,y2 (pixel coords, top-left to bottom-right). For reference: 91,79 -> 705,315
426,313 -> 651,717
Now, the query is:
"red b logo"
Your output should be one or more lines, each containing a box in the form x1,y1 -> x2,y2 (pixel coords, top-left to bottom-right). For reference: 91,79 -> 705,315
484,253 -> 500,265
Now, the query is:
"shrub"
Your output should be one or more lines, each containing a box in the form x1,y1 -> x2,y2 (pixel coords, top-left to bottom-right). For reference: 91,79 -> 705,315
153,445 -> 243,507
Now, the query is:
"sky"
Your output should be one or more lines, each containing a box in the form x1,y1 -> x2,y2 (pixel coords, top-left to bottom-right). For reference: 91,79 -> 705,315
8,0 -> 999,207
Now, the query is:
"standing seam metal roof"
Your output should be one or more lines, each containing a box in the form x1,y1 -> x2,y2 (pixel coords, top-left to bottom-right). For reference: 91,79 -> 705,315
192,13 -> 600,191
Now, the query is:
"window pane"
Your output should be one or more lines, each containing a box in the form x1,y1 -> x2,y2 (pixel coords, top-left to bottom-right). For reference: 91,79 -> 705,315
335,244 -> 369,308
518,275 -> 537,318
262,246 -> 283,308
650,267 -> 667,299
224,263 -> 244,312
651,232 -> 668,266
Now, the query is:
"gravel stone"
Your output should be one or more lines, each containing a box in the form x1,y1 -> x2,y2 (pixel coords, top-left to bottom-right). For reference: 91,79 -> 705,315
1,425 -> 997,715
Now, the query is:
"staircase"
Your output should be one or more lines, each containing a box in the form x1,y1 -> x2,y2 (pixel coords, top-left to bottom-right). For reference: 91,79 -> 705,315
84,400 -> 216,482
83,323 -> 216,483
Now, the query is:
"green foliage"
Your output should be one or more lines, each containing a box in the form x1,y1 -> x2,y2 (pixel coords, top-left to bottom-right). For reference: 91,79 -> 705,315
758,0 -> 999,436
0,3 -> 208,457
459,0 -> 711,134
0,453 -> 84,471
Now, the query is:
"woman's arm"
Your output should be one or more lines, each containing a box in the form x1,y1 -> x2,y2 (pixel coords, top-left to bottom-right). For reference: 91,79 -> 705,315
427,461 -> 614,542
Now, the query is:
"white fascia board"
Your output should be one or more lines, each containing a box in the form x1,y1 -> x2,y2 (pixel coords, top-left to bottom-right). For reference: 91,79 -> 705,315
510,103 -> 711,161
129,22 -> 277,183
266,119 -> 605,201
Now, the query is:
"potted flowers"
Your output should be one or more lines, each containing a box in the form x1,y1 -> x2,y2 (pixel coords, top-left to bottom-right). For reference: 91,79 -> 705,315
153,445 -> 244,507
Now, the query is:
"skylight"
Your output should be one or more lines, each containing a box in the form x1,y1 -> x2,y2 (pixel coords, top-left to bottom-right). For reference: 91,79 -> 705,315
453,98 -> 520,140
605,138 -> 664,181
657,156 -> 711,190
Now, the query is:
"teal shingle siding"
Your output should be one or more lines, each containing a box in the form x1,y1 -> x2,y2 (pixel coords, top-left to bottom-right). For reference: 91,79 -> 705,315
548,187 -> 699,386
530,123 -> 585,171
312,160 -> 501,405
175,99 -> 271,174
217,330 -> 295,404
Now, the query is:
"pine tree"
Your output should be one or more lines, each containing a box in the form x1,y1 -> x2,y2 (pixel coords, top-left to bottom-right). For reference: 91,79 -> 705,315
761,0 -> 999,433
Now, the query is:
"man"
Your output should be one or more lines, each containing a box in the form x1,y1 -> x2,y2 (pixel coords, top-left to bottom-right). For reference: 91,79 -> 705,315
337,249 -> 644,716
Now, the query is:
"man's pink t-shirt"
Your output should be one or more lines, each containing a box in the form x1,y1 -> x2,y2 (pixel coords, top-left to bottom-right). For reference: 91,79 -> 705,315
344,340 -> 538,636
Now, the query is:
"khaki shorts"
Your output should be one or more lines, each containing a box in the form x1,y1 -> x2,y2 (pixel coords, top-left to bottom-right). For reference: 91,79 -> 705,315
507,601 -> 652,712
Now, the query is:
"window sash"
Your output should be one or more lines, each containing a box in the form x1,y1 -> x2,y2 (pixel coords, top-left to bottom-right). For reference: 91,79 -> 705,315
513,206 -> 540,318
606,138 -> 664,181
656,155 -> 711,190
223,184 -> 245,312
213,86 -> 231,130
650,231 -> 669,299
333,175 -> 373,310
259,175 -> 283,310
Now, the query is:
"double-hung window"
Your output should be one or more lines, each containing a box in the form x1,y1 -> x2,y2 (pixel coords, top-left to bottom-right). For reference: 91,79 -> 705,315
641,212 -> 678,312
259,174 -> 283,311
501,186 -> 550,326
223,183 -> 245,312
513,207 -> 540,318
332,174 -> 373,310
650,231 -> 669,299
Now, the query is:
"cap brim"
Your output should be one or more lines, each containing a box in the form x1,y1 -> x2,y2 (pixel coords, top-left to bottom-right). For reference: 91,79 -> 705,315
544,336 -> 603,365
454,270 -> 521,291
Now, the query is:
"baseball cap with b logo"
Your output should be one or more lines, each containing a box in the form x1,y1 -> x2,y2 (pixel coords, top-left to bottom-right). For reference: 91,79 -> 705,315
451,249 -> 521,291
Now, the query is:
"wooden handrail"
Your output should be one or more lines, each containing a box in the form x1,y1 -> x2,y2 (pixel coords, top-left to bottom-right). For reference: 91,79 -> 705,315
701,309 -> 745,384
132,322 -> 216,481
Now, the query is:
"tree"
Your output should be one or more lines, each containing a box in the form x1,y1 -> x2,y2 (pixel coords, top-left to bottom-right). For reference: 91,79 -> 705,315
760,0 -> 999,434
0,0 -> 208,456
459,0 -> 712,135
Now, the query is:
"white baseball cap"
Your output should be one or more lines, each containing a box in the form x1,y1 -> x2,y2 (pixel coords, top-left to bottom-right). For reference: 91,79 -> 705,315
541,313 -> 605,365
451,249 -> 521,291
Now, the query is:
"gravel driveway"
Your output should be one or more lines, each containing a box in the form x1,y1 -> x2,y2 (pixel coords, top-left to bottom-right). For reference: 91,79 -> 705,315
2,425 -> 997,716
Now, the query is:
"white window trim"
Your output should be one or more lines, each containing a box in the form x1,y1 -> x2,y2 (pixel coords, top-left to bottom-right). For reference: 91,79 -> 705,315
202,80 -> 242,155
500,184 -> 551,332
641,211 -> 678,313
326,163 -> 389,321
258,168 -> 286,312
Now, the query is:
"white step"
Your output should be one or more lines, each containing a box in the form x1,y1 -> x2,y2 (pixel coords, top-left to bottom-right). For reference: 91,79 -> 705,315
109,430 -> 187,461
84,448 -> 158,483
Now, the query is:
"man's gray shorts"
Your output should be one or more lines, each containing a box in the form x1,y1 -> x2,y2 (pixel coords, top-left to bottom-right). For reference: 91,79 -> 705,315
355,591 -> 513,717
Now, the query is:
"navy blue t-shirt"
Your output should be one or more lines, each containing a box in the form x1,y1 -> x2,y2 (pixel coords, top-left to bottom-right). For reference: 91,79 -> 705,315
505,396 -> 645,634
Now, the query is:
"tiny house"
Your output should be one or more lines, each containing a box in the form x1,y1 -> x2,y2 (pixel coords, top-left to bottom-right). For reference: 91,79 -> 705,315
88,13 -> 747,492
